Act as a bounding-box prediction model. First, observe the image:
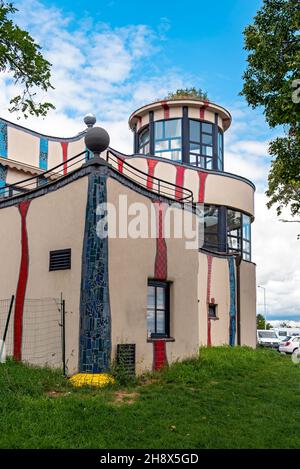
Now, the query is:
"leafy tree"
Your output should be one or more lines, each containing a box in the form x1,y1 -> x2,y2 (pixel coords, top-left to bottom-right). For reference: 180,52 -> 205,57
0,1 -> 54,117
166,87 -> 208,101
256,313 -> 272,330
241,0 -> 300,218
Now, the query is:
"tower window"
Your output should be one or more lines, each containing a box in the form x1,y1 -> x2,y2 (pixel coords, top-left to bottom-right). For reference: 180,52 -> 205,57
154,119 -> 182,161
189,120 -> 213,169
138,126 -> 150,154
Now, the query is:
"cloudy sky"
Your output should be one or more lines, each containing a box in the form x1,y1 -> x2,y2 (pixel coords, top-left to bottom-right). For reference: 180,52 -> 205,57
1,0 -> 299,320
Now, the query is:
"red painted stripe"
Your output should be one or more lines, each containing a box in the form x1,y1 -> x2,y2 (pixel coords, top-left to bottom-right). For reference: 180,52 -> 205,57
61,142 -> 69,175
207,255 -> 213,347
161,101 -> 170,119
199,100 -> 210,120
117,156 -> 125,173
153,340 -> 167,370
137,116 -> 142,129
14,201 -> 31,361
154,202 -> 167,280
175,166 -> 185,200
198,171 -> 208,203
147,159 -> 158,189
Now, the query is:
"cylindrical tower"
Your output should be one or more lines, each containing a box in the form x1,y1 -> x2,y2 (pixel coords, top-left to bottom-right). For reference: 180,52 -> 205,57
129,98 -> 231,171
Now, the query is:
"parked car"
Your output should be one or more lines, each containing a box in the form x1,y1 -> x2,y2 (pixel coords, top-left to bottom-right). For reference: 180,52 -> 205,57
279,336 -> 300,354
257,330 -> 280,348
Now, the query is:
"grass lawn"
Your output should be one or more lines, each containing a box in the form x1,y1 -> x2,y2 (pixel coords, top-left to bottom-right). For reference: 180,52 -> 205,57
1,346 -> 300,449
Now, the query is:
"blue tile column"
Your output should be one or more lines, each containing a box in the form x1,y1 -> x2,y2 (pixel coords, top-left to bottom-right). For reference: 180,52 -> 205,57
0,164 -> 7,196
79,172 -> 111,372
0,121 -> 8,158
39,138 -> 48,170
228,256 -> 236,346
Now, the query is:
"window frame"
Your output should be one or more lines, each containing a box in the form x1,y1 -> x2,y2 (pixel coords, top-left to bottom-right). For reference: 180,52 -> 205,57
147,280 -> 170,338
138,125 -> 150,155
189,119 -> 214,169
203,204 -> 252,261
154,118 -> 182,162
208,303 -> 218,319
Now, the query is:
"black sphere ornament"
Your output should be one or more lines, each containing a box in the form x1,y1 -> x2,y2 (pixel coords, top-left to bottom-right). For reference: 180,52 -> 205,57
84,126 -> 110,154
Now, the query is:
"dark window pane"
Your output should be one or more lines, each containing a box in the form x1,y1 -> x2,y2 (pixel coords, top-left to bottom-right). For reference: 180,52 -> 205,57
202,123 -> 213,134
202,145 -> 213,156
156,310 -> 166,334
204,206 -> 219,234
147,286 -> 155,308
202,134 -> 213,145
155,121 -> 163,140
147,309 -> 155,336
190,143 -> 201,153
165,119 -> 181,138
227,210 -> 242,232
156,287 -> 165,309
190,120 -> 200,142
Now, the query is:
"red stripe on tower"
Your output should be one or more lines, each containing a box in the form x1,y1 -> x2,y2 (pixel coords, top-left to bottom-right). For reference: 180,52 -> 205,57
61,142 -> 69,175
137,116 -> 142,130
175,166 -> 186,200
200,100 -> 210,120
198,171 -> 208,203
14,201 -> 31,361
206,255 -> 213,347
161,101 -> 170,119
153,202 -> 167,280
147,159 -> 158,189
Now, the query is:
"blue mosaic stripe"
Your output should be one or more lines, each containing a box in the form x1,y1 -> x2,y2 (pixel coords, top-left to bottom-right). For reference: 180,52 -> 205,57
228,257 -> 236,346
79,172 -> 111,373
0,164 -> 7,195
39,138 -> 48,170
0,121 -> 8,158
85,147 -> 93,161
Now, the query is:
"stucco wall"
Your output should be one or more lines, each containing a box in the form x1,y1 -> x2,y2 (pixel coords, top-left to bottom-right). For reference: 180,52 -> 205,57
0,177 -> 88,372
107,177 -> 200,373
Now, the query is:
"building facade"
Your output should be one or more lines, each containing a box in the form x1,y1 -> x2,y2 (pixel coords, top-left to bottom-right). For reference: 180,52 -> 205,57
0,98 -> 256,375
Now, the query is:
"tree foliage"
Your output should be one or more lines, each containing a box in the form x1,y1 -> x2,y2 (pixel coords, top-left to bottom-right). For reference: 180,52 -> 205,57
166,87 -> 208,101
241,0 -> 300,218
256,313 -> 272,330
0,1 -> 54,117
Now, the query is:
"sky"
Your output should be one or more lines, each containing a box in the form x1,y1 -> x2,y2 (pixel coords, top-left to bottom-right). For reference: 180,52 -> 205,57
0,0 -> 299,321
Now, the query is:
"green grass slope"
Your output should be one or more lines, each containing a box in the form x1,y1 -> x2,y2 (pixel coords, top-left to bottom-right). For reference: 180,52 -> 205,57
1,347 -> 300,449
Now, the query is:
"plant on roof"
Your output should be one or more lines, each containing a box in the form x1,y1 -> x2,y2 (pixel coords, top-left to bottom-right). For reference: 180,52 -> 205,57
165,87 -> 208,101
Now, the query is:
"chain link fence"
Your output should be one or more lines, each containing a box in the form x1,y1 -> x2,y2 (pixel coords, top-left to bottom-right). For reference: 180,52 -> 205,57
0,297 -> 65,369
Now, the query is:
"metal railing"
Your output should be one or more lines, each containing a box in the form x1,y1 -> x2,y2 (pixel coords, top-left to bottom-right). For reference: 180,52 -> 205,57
0,147 -> 194,204
106,149 -> 194,203
0,150 -> 88,200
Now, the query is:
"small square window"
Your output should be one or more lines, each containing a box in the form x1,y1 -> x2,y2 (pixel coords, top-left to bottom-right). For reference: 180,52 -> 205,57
208,303 -> 217,318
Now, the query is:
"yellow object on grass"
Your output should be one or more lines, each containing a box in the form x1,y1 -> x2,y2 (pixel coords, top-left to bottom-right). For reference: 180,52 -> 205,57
70,373 -> 115,388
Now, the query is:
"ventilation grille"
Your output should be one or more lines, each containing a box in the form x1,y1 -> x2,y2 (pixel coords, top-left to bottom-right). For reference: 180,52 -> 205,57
49,249 -> 71,271
117,344 -> 136,376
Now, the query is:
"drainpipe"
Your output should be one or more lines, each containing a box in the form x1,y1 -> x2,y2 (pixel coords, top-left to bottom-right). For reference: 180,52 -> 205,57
235,254 -> 242,346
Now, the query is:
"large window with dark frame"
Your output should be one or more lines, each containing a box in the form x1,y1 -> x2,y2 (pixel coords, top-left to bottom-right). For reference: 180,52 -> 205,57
189,120 -> 213,168
203,205 -> 219,251
147,280 -> 170,338
138,126 -> 150,155
203,205 -> 252,260
154,119 -> 182,161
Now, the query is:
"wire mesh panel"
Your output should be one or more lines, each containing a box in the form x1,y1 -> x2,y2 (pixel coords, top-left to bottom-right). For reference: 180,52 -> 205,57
0,298 -> 15,357
22,298 -> 62,367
